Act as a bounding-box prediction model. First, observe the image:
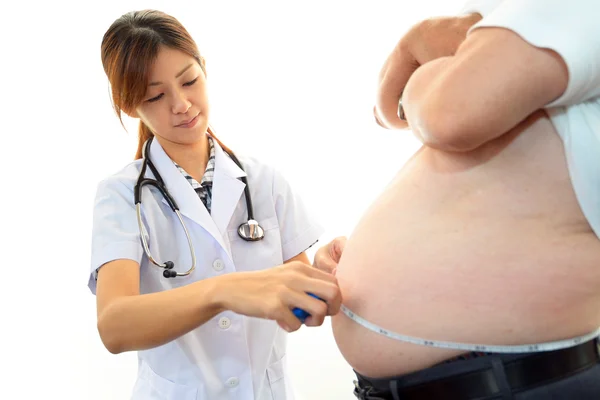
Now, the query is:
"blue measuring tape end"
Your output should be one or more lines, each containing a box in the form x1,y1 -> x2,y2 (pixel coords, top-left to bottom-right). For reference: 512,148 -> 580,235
292,293 -> 323,323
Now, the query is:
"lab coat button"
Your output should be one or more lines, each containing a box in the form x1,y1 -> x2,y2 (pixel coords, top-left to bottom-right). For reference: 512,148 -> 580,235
226,377 -> 239,388
218,317 -> 231,329
213,259 -> 225,271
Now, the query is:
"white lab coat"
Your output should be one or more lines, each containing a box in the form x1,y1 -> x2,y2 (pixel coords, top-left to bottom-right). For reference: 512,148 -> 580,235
88,137 -> 323,400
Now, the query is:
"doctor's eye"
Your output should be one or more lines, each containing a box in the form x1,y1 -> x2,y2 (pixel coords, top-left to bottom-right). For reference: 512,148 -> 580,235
183,77 -> 198,87
146,93 -> 164,103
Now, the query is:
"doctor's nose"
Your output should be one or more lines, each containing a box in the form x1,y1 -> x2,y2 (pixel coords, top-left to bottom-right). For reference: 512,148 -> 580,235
172,92 -> 191,114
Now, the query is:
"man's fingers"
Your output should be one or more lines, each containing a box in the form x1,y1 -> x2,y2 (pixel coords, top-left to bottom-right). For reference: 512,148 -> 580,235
375,39 -> 420,130
374,106 -> 386,128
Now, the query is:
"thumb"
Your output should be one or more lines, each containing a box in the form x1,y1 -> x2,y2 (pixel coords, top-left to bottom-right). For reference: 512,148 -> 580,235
331,236 -> 347,262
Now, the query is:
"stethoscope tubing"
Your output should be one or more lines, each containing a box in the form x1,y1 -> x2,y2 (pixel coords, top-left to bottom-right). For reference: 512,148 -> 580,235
135,136 -> 263,279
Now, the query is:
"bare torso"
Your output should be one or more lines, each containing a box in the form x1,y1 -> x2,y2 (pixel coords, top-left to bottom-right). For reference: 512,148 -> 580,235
332,110 -> 600,377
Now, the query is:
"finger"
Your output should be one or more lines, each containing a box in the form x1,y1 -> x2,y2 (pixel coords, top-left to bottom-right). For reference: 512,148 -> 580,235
374,106 -> 387,128
300,279 -> 342,316
375,39 -> 420,130
283,264 -> 342,317
303,313 -> 325,327
276,307 -> 303,333
313,251 -> 336,274
285,290 -> 329,326
302,302 -> 327,327
298,262 -> 339,283
325,287 -> 342,316
277,321 -> 290,331
330,236 -> 347,262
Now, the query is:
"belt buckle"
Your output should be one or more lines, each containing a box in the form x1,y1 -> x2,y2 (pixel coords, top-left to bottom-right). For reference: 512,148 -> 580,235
353,380 -> 388,400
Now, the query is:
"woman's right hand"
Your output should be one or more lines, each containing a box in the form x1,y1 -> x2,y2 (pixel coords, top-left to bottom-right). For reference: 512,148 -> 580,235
216,261 -> 342,332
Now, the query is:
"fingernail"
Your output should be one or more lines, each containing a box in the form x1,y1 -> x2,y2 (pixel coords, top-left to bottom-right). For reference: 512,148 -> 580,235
373,106 -> 384,127
397,92 -> 406,121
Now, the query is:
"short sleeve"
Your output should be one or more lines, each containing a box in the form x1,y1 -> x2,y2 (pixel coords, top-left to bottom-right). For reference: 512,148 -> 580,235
88,177 -> 143,295
272,168 -> 324,261
467,0 -> 600,107
458,0 -> 504,17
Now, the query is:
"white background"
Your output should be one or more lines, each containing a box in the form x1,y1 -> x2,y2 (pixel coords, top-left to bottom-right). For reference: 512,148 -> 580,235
2,0 -> 464,398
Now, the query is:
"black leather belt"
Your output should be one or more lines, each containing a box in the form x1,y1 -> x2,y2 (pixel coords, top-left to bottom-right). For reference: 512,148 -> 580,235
354,339 -> 600,400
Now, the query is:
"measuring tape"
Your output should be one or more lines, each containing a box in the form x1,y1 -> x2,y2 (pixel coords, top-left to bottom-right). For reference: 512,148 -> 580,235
340,304 -> 600,353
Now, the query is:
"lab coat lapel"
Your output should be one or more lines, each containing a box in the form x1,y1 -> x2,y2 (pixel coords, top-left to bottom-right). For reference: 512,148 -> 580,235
148,139 -> 228,252
210,140 -> 247,241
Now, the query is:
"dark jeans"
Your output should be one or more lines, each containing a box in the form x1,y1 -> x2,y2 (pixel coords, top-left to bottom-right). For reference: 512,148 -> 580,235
353,339 -> 600,399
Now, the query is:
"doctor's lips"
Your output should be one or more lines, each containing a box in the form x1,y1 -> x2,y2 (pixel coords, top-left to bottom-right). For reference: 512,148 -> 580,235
175,113 -> 200,128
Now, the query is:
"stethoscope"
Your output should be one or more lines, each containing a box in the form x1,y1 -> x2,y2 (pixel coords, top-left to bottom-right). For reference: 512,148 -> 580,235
135,136 -> 265,279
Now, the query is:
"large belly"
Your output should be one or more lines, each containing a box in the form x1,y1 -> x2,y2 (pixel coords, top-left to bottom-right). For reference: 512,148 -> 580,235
332,112 -> 600,377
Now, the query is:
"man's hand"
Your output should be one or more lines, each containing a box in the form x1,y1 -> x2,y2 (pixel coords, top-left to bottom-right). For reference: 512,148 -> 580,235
374,13 -> 482,130
313,236 -> 347,275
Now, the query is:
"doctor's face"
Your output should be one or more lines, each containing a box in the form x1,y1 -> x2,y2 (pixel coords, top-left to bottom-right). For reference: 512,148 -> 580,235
135,46 -> 210,146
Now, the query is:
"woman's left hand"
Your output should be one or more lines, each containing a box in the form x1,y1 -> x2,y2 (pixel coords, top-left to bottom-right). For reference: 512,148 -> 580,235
313,236 -> 346,275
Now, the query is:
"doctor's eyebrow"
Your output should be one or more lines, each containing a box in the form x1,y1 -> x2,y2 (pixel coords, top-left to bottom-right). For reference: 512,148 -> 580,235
148,63 -> 193,86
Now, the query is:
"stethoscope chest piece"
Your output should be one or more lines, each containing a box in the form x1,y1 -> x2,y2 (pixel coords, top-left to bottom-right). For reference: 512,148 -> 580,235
238,219 -> 265,241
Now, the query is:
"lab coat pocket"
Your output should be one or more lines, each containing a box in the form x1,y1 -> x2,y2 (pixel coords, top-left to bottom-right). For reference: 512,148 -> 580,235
267,354 -> 290,400
131,361 -> 200,400
228,216 -> 284,271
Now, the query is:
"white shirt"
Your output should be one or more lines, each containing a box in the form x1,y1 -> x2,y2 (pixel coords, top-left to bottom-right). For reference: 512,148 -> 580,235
458,0 -> 600,239
88,136 -> 323,400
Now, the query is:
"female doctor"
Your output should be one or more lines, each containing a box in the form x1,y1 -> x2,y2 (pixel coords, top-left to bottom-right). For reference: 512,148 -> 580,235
88,9 -> 342,400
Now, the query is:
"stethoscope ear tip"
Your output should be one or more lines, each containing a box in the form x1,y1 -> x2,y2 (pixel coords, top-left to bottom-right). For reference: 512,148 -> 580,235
163,269 -> 177,278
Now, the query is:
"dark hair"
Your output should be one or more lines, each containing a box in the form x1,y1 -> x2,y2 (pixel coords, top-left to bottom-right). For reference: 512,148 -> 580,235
100,9 -> 229,159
